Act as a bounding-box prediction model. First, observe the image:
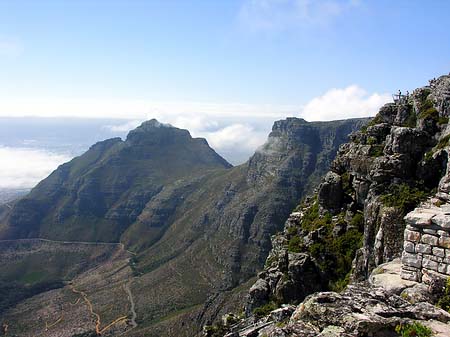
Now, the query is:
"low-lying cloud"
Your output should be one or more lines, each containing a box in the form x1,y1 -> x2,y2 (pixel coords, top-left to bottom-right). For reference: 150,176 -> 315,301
301,85 -> 390,121
0,147 -> 71,189
0,84 -> 391,187
100,84 -> 390,164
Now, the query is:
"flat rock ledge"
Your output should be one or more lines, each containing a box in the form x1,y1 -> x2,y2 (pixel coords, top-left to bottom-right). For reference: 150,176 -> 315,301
223,260 -> 450,337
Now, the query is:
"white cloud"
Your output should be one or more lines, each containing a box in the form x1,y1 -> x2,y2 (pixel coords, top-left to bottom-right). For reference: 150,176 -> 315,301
104,120 -> 144,132
0,84 -> 389,167
0,147 -> 71,189
300,85 -> 390,121
204,123 -> 267,153
0,36 -> 23,57
239,0 -> 359,32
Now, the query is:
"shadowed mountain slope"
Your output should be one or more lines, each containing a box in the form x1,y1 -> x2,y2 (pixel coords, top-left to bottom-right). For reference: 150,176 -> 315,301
0,117 -> 367,336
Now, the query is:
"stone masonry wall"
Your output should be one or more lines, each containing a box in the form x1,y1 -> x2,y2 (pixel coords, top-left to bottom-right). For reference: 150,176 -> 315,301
401,203 -> 450,282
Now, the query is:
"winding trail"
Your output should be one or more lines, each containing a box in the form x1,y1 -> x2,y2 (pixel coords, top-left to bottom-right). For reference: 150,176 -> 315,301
70,284 -> 132,334
123,280 -> 137,329
1,238 -> 138,335
70,285 -> 102,334
45,315 -> 63,330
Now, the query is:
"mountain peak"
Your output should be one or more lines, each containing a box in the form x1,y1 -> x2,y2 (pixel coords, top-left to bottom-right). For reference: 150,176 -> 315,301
125,118 -> 191,145
139,118 -> 174,130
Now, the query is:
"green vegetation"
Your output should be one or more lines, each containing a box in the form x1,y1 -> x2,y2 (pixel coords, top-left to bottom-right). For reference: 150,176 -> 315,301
341,172 -> 353,195
0,280 -> 64,315
437,278 -> 450,312
288,235 -> 304,253
252,301 -> 278,317
403,106 -> 417,128
436,134 -> 450,150
418,97 -> 447,125
350,212 -> 364,228
395,322 -> 433,337
299,201 -> 332,231
380,184 -> 429,214
369,144 -> 384,157
203,323 -> 229,337
367,115 -> 383,127
289,198 -> 364,290
309,227 -> 363,291
418,105 -> 439,121
367,136 -> 377,145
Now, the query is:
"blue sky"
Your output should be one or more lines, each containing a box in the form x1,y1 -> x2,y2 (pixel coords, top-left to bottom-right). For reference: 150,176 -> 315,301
1,0 -> 449,112
0,0 -> 450,188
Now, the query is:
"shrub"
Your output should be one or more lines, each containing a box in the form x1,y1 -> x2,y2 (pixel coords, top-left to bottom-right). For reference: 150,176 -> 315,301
366,115 -> 383,127
301,202 -> 333,231
437,277 -> 450,312
403,105 -> 417,128
288,236 -> 303,253
367,136 -> 377,145
380,184 -> 429,214
350,212 -> 364,230
369,144 -> 384,157
438,116 -> 449,125
419,107 -> 439,121
253,302 -> 277,317
395,322 -> 433,337
436,134 -> 450,150
341,172 -> 353,195
308,228 -> 363,291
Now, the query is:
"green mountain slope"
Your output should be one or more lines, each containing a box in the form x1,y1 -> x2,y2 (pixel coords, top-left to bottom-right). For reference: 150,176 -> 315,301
0,117 -> 367,336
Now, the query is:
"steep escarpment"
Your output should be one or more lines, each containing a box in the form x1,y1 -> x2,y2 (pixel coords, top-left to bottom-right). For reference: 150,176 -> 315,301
215,75 -> 450,337
0,117 -> 366,336
0,119 -> 231,241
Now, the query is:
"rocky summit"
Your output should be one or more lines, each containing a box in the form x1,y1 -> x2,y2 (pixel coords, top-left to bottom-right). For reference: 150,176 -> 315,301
209,75 -> 450,337
0,116 -> 365,336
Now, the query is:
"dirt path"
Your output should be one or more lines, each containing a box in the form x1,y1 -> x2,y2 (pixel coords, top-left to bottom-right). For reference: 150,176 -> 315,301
0,238 -> 138,258
123,281 -> 137,329
70,285 -> 102,334
45,315 -> 63,330
70,283 -> 133,334
1,238 -> 138,335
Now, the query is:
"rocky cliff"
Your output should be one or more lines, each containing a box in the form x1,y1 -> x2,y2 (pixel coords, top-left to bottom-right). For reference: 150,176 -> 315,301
214,75 -> 450,337
0,117 -> 366,336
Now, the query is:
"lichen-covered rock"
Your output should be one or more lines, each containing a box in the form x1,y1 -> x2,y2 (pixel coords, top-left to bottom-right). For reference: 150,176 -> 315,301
318,171 -> 343,214
219,74 -> 450,337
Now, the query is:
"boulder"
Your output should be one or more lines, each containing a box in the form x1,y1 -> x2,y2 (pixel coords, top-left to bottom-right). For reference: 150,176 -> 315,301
318,171 -> 343,214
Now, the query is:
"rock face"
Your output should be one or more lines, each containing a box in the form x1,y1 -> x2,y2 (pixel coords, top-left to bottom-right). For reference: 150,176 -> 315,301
221,261 -> 450,337
317,172 -> 343,214
0,117 -> 366,336
228,74 -> 450,337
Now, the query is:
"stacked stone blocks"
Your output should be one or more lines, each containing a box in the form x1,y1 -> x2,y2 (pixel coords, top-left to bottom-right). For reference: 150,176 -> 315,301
401,205 -> 450,282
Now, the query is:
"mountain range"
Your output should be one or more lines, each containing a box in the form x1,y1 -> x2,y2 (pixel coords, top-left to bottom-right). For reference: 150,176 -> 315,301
0,116 -> 367,336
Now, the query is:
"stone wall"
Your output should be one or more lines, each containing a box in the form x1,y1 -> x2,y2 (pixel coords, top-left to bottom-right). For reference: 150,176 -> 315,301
401,203 -> 450,282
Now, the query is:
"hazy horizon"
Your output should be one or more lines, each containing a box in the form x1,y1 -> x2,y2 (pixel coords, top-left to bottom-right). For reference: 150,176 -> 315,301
1,0 -> 450,190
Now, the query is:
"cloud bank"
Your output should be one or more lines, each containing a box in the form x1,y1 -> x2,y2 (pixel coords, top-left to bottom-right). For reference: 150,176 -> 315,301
0,84 -> 390,187
98,84 -> 389,163
301,85 -> 390,120
0,147 -> 71,189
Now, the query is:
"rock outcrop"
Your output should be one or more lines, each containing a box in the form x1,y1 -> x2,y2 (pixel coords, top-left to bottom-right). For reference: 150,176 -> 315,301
217,74 -> 450,337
